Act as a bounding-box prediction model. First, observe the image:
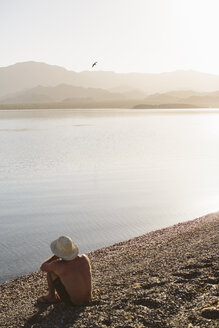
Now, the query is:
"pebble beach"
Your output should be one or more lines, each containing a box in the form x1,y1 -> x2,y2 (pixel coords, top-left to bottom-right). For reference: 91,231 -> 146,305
0,212 -> 218,328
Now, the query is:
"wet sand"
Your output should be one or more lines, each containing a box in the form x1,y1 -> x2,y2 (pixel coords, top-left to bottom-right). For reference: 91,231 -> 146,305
0,212 -> 218,328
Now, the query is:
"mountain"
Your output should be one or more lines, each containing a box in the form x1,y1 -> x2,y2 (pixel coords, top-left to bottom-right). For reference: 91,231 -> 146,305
0,84 -> 123,104
163,90 -> 205,98
0,62 -> 76,98
108,86 -> 147,99
1,62 -> 219,100
1,84 -> 219,109
133,90 -> 219,109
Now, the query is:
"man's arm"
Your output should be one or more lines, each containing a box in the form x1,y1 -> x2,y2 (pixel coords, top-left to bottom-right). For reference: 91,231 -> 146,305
40,255 -> 59,272
41,255 -> 59,265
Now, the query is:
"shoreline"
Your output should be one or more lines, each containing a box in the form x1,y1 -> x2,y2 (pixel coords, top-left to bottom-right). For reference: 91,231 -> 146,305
1,212 -> 218,327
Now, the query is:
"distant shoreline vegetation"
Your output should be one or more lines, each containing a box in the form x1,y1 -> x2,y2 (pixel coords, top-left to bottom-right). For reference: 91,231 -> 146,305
0,102 -> 212,110
0,101 -> 136,110
133,103 -> 199,109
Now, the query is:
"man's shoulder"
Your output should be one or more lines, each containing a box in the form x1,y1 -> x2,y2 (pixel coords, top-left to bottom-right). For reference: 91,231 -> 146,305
79,254 -> 91,264
79,254 -> 89,260
61,254 -> 90,265
51,258 -> 64,268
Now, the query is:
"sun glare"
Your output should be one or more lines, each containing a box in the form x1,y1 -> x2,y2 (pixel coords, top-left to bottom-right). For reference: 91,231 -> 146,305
171,0 -> 219,73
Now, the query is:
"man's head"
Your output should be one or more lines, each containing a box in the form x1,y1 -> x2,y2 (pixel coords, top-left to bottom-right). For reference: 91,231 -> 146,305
50,235 -> 79,260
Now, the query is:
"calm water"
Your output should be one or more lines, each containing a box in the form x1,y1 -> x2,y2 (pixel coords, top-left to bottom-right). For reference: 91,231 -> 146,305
0,108 -> 218,283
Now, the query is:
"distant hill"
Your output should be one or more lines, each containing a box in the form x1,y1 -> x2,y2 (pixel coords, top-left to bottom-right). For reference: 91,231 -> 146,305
0,84 -> 123,104
1,85 -> 219,109
1,62 -> 219,109
1,62 -> 219,100
133,90 -> 219,109
163,90 -> 205,98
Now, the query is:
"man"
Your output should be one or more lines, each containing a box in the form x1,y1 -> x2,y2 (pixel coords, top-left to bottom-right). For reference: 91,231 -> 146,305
38,235 -> 92,306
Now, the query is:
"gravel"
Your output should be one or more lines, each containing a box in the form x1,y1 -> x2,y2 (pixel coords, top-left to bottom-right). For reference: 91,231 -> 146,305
0,212 -> 218,328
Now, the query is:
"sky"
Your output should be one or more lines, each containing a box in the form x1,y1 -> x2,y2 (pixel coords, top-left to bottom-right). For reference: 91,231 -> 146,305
1,0 -> 219,74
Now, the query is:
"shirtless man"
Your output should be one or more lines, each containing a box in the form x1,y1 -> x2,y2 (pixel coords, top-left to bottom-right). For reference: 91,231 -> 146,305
38,235 -> 92,305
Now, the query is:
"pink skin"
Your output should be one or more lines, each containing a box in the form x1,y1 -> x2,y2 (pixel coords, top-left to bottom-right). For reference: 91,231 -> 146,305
38,254 -> 92,305
38,255 -> 60,303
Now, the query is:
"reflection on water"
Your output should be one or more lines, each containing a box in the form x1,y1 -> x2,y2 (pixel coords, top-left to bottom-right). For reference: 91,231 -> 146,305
0,108 -> 219,283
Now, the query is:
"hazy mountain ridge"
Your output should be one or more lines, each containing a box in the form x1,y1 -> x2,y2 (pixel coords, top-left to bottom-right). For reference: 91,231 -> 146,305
0,84 -> 124,104
1,85 -> 219,109
1,62 -> 219,108
134,90 -> 219,108
1,61 -> 219,97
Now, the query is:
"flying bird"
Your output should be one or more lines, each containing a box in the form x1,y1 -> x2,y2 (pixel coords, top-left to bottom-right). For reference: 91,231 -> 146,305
92,61 -> 98,68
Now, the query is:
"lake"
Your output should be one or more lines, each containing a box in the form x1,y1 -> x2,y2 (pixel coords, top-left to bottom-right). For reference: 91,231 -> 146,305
0,108 -> 218,283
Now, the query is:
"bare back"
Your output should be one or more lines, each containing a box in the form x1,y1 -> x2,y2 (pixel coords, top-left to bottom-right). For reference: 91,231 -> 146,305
52,254 -> 92,305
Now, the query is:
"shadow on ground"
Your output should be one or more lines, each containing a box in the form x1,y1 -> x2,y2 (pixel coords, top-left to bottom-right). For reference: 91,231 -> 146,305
23,302 -> 85,328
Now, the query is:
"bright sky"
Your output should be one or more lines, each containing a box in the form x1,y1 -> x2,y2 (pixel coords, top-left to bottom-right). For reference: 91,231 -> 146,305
1,0 -> 219,74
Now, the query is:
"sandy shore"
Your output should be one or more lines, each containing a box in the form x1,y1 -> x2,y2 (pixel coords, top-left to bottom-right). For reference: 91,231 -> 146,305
0,212 -> 218,328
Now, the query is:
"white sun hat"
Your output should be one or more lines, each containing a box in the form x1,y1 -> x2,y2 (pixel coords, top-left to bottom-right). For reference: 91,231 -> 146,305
50,235 -> 79,260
